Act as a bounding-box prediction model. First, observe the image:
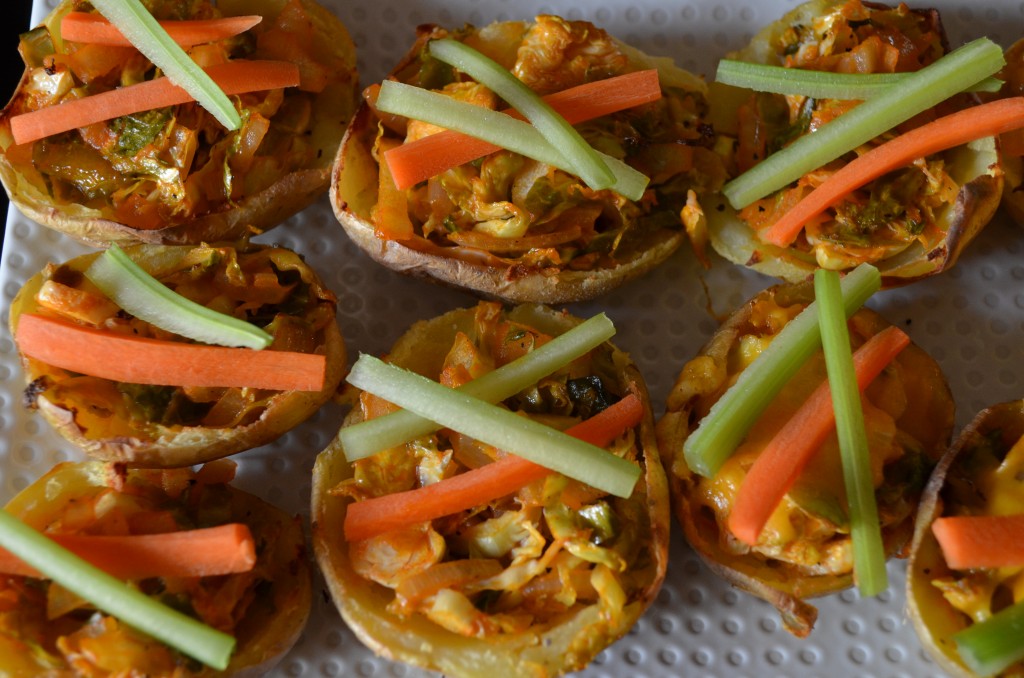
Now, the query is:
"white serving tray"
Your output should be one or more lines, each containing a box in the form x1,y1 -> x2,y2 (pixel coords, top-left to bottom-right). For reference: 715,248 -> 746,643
2,1 -> 1022,676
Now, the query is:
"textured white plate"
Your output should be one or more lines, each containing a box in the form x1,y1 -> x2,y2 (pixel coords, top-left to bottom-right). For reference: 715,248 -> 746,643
2,1 -> 1023,676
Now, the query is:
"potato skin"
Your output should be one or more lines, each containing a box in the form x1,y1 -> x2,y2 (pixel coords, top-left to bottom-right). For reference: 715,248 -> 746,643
705,0 -> 1002,287
0,461 -> 312,677
331,20 -> 719,304
906,401 -> 1024,678
9,242 -> 346,467
657,279 -> 954,636
992,39 -> 1024,227
0,0 -> 358,247
312,304 -> 669,677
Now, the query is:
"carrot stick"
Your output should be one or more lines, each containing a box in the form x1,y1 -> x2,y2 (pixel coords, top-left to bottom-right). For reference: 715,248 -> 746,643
10,59 -> 300,145
61,12 -> 262,47
344,392 -> 643,541
932,515 -> 1024,569
727,326 -> 910,546
760,97 -> 1024,247
0,524 -> 256,580
383,69 -> 661,190
15,313 -> 326,391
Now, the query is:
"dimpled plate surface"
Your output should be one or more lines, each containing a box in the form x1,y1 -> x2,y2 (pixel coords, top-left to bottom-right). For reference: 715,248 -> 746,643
2,1 -> 1023,676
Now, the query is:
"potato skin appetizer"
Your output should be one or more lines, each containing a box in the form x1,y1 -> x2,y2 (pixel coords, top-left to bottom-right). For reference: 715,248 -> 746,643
9,241 -> 346,467
0,0 -> 358,247
657,279 -> 954,636
992,40 -> 1024,226
312,302 -> 669,677
706,0 -> 1001,286
0,460 -> 311,676
907,400 -> 1024,677
332,16 -> 726,304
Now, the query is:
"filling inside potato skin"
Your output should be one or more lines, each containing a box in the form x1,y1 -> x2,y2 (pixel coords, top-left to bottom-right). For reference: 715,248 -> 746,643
332,302 -> 663,639
724,0 -> 976,270
0,0 -> 356,231
932,436 -> 1024,628
690,294 -> 934,572
908,402 -> 1024,677
15,242 -> 338,445
659,281 -> 953,635
365,15 -> 726,275
0,461 -> 309,677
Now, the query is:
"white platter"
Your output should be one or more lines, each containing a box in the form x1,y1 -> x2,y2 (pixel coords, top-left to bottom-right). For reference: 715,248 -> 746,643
2,1 -> 1023,676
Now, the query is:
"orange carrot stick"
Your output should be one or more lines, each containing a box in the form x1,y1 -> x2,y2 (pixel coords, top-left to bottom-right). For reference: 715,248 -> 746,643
384,69 -> 662,190
727,326 -> 910,546
0,524 -> 256,579
344,392 -> 643,541
61,12 -> 262,47
15,313 -> 326,392
10,59 -> 300,145
932,515 -> 1024,569
760,97 -> 1024,247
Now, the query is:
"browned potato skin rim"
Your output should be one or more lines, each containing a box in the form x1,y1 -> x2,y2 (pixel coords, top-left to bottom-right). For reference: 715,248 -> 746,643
3,162 -> 333,249
8,244 -> 347,468
906,400 -> 1024,678
0,0 -> 358,248
657,279 -> 954,637
704,0 -> 1003,287
312,304 -> 670,678
2,461 -> 313,677
329,23 -> 688,305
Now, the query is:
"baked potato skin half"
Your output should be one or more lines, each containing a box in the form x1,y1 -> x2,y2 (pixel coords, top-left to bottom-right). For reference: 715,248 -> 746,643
705,0 -> 1002,286
992,40 -> 1024,226
331,17 -> 725,304
907,400 -> 1024,678
312,303 -> 669,677
9,242 -> 346,467
0,0 -> 358,247
0,461 -> 311,677
657,279 -> 954,636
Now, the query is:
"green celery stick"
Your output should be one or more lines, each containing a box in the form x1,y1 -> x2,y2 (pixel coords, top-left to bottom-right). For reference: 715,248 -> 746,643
90,0 -> 240,130
953,600 -> 1024,677
814,268 -> 887,597
715,59 -> 1002,99
85,245 -> 272,350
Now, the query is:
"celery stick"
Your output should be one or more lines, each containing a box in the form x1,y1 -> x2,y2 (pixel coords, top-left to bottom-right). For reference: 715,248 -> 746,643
682,263 -> 881,478
716,59 -> 1002,99
346,355 -> 641,498
428,39 -> 614,191
85,245 -> 272,350
376,81 -> 648,201
814,268 -> 887,597
90,0 -> 240,130
953,599 -> 1024,677
0,509 -> 234,669
341,313 -> 616,461
722,38 -> 1004,209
